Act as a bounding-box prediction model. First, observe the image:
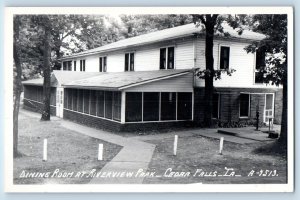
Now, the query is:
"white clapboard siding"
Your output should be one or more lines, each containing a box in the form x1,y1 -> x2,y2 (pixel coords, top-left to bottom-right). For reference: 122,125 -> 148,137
125,72 -> 193,92
106,51 -> 125,72
135,47 -> 160,71
175,41 -> 195,69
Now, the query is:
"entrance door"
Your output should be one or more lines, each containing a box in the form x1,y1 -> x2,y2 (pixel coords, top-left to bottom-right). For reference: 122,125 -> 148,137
56,87 -> 64,118
264,93 -> 274,123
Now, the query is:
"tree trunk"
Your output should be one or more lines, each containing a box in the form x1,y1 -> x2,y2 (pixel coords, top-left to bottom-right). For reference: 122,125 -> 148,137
278,79 -> 287,146
41,16 -> 52,121
203,16 -> 216,127
13,16 -> 22,158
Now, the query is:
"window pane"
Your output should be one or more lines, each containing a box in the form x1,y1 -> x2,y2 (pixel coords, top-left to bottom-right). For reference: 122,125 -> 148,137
240,93 -> 250,117
125,53 -> 129,71
130,53 -> 134,71
73,89 -> 78,111
78,89 -> 83,112
97,91 -> 104,117
80,60 -> 82,71
256,48 -> 266,70
99,57 -> 103,72
266,94 -> 273,110
90,90 -> 97,116
212,93 -> 219,119
177,93 -> 192,120
161,92 -> 176,120
143,92 -> 159,121
220,46 -> 230,69
113,92 -> 121,121
83,90 -> 90,114
74,61 -> 76,71
160,48 -> 166,69
125,92 -> 142,122
105,91 -> 113,119
83,60 -> 86,71
103,57 -> 107,72
167,47 -> 174,69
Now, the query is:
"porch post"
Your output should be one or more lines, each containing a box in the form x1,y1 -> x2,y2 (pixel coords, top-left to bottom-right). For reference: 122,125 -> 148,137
121,91 -> 126,124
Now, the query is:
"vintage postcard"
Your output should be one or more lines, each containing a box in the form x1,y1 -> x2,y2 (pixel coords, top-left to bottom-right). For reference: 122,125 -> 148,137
4,7 -> 294,192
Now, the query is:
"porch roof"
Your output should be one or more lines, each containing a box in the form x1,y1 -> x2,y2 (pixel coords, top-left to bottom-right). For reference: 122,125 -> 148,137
62,69 -> 193,90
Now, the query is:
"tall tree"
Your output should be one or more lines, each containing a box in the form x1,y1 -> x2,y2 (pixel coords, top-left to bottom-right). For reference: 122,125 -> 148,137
40,16 -> 52,121
245,14 -> 287,145
13,15 -> 22,158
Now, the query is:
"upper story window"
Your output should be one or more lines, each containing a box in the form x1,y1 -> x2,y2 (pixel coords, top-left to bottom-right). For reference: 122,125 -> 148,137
220,46 -> 230,70
74,61 -> 76,71
99,57 -> 107,72
80,60 -> 86,71
63,61 -> 72,71
255,48 -> 266,84
239,93 -> 250,118
125,53 -> 134,71
160,47 -> 174,70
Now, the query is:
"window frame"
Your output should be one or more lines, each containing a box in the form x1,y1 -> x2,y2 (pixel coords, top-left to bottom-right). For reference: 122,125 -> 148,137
99,56 -> 107,72
159,46 -> 175,70
125,52 -> 135,72
239,92 -> 251,118
219,45 -> 230,70
80,59 -> 86,71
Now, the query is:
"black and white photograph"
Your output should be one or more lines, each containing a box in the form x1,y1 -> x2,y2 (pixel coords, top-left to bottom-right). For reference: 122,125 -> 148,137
4,7 -> 294,192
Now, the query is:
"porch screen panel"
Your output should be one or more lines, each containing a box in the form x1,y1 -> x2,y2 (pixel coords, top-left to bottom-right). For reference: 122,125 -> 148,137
113,92 -> 121,121
83,90 -> 90,114
105,91 -> 113,119
161,92 -> 176,120
143,92 -> 159,121
90,90 -> 97,116
177,92 -> 192,120
67,89 -> 73,109
72,89 -> 78,111
64,89 -> 68,108
125,92 -> 142,122
50,88 -> 56,106
96,91 -> 104,117
78,89 -> 83,112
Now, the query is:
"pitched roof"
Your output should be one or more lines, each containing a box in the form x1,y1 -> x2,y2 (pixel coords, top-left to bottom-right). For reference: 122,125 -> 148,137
62,23 -> 266,60
62,69 -> 192,90
22,71 -> 103,86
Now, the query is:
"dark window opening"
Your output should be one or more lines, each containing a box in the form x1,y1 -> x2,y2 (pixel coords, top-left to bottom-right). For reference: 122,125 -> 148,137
161,92 -> 176,120
160,47 -> 174,70
125,53 -> 134,71
80,60 -> 85,71
99,57 -> 107,72
212,93 -> 219,119
255,48 -> 266,84
167,47 -> 174,69
220,46 -> 230,70
126,92 -> 142,122
240,93 -> 250,117
74,61 -> 76,71
143,92 -> 159,121
177,93 -> 192,120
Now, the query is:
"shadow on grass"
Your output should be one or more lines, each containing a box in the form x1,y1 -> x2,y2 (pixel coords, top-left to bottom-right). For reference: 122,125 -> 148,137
252,140 -> 287,158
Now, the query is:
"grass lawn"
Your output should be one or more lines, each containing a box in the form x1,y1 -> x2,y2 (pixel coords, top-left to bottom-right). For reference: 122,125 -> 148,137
14,112 -> 122,184
143,135 -> 287,184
